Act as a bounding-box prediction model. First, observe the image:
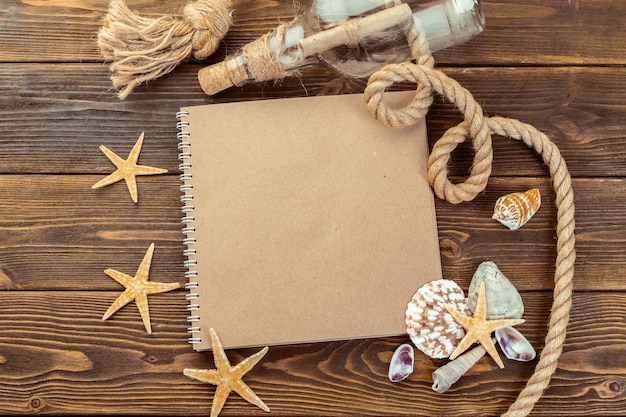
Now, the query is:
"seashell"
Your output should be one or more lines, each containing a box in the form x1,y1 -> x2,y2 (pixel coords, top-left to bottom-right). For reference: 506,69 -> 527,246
405,279 -> 471,359
388,343 -> 414,382
467,261 -> 524,320
431,338 -> 494,393
492,188 -> 541,230
495,326 -> 536,362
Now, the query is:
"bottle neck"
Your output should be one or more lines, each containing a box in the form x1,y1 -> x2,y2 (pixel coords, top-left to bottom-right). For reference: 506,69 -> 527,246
413,0 -> 484,53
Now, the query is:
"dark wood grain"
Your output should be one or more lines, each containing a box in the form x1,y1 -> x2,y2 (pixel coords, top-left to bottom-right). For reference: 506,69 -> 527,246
1,0 -> 625,65
0,292 -> 623,416
0,65 -> 625,177
0,175 -> 623,292
0,0 -> 624,415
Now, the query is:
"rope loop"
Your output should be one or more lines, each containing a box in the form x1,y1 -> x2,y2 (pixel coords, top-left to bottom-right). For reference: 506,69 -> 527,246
364,63 -> 434,128
365,61 -> 493,203
365,20 -> 576,417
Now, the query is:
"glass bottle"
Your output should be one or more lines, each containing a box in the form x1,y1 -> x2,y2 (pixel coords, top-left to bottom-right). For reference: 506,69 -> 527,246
198,0 -> 485,95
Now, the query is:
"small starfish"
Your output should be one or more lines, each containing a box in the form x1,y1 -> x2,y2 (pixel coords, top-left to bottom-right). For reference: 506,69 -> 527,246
184,328 -> 270,417
445,282 -> 525,368
102,243 -> 180,334
92,132 -> 167,203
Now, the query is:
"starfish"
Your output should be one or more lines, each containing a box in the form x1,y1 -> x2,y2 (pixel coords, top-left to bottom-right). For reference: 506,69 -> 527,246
92,132 -> 167,203
184,328 -> 270,417
445,282 -> 525,368
102,243 -> 180,334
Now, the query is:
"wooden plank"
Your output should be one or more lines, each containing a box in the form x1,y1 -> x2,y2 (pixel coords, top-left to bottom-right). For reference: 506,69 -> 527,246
0,174 -> 184,291
435,177 -> 626,293
0,1 -> 621,416
0,64 -> 625,177
0,175 -> 622,291
0,0 -> 624,65
469,0 -> 626,65
0,291 -> 622,415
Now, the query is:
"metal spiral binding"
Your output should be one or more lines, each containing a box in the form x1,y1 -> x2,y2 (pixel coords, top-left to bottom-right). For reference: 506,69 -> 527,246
177,110 -> 202,346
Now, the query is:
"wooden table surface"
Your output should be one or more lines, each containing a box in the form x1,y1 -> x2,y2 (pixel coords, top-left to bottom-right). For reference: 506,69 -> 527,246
1,0 -> 625,415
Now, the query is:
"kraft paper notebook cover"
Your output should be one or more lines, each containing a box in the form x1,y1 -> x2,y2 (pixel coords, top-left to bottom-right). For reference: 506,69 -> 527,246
176,92 -> 442,351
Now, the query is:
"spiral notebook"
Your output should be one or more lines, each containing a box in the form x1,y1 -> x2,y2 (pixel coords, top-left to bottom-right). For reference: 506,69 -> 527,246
177,93 -> 442,351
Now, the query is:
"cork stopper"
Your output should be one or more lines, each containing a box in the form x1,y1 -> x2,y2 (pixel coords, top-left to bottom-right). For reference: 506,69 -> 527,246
198,57 -> 250,95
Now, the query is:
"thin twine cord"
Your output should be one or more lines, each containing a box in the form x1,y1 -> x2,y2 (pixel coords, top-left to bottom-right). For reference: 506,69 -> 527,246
364,26 -> 575,417
242,24 -> 292,83
98,0 -> 233,99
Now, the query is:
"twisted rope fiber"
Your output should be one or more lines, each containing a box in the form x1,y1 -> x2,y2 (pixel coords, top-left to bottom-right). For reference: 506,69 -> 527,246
98,0 -> 233,99
365,32 -> 575,417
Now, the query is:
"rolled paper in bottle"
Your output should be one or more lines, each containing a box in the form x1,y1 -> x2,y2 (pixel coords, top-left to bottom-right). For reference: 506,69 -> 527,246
298,4 -> 414,57
198,4 -> 414,95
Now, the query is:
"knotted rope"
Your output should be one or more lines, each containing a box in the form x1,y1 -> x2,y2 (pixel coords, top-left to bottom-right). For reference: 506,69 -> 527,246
365,26 -> 575,417
98,0 -> 233,99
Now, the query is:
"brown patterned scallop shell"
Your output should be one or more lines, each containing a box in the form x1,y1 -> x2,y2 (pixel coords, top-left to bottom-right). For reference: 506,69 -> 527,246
405,279 -> 471,359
